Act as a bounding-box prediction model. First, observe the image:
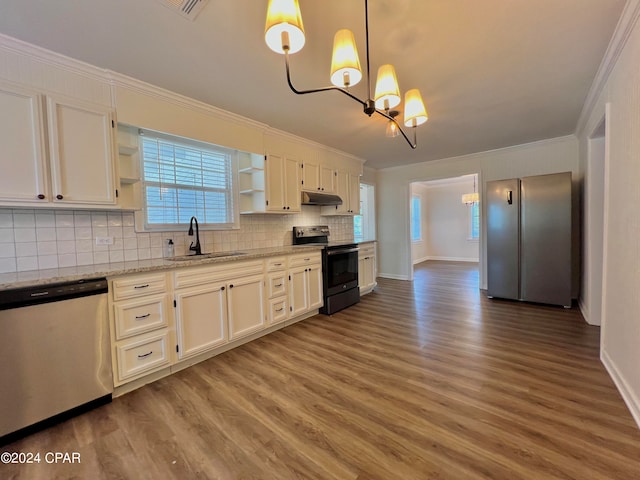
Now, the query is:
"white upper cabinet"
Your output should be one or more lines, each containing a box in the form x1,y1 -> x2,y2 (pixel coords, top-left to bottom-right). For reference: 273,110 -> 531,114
322,170 -> 361,215
46,95 -> 117,206
0,82 -> 117,208
265,152 -> 301,213
0,82 -> 48,204
302,152 -> 336,194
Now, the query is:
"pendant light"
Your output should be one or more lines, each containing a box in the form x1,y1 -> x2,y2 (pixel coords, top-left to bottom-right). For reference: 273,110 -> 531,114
385,110 -> 400,138
462,176 -> 479,205
264,0 -> 429,149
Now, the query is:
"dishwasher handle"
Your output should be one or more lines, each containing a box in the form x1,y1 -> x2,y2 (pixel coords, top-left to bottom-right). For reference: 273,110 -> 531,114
0,278 -> 108,311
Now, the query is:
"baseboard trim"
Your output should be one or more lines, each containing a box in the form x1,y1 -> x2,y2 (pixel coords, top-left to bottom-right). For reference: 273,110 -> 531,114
424,256 -> 480,263
601,348 -> 640,430
578,297 -> 590,325
412,255 -> 430,265
378,273 -> 410,281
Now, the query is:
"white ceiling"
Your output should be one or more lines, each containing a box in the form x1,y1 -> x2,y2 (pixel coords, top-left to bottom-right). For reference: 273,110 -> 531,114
0,0 -> 626,169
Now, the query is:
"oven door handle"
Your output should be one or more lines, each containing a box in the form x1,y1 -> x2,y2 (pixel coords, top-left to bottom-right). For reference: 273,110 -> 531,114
326,247 -> 360,256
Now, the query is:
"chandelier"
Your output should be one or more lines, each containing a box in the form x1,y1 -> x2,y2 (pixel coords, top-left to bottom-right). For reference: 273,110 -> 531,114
264,0 -> 428,149
462,176 -> 479,205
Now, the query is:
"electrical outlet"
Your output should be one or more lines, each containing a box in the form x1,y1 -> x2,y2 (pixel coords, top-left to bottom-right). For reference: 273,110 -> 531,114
95,236 -> 114,246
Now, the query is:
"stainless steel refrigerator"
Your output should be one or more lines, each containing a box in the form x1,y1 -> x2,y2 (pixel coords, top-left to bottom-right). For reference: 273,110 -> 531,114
486,172 -> 573,307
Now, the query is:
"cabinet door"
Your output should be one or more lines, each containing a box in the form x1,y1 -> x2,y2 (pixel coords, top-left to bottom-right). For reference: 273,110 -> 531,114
46,95 -> 117,205
265,153 -> 286,212
284,156 -> 301,212
175,283 -> 227,360
348,173 -> 361,214
363,256 -> 375,289
358,256 -> 366,288
227,274 -> 266,340
307,264 -> 324,311
289,266 -> 308,317
0,83 -> 48,204
320,165 -> 336,193
301,159 -> 320,192
333,170 -> 350,214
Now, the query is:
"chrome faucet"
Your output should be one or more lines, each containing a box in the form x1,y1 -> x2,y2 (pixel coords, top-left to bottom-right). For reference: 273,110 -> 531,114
188,216 -> 202,255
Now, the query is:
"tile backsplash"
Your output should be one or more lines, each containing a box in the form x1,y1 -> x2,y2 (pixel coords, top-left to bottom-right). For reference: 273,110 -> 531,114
0,208 -> 354,273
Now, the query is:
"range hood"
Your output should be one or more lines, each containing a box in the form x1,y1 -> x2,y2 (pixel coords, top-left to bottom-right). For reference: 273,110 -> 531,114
301,191 -> 343,206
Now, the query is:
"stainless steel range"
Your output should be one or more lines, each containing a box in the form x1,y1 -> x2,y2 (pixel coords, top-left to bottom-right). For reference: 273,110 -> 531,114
293,226 -> 360,314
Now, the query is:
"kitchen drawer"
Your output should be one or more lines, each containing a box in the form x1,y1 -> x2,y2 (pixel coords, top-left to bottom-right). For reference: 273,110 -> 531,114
268,297 -> 288,325
358,243 -> 376,258
267,272 -> 287,298
174,260 -> 264,289
289,252 -> 322,268
113,294 -> 168,340
115,332 -> 171,382
111,273 -> 168,301
266,256 -> 287,272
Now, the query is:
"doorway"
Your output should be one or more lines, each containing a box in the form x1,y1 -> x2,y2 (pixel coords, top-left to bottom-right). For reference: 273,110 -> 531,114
409,175 -> 480,285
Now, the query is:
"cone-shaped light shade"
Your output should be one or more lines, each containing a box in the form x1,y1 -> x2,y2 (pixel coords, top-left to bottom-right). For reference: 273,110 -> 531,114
374,64 -> 401,110
386,119 -> 400,138
330,29 -> 362,88
265,0 -> 305,54
403,89 -> 428,127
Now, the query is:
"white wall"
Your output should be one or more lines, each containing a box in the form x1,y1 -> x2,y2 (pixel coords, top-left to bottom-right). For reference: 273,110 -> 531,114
422,179 -> 479,263
377,135 -> 579,284
576,0 -> 640,427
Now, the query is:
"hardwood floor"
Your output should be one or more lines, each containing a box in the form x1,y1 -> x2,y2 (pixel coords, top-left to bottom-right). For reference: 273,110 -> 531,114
3,261 -> 640,479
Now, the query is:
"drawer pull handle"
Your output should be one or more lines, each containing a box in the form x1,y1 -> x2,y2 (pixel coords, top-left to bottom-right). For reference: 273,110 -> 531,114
304,258 -> 310,261
274,263 -> 282,266
137,351 -> 153,359
275,283 -> 283,287
276,307 -> 284,312
134,284 -> 150,289
135,313 -> 151,319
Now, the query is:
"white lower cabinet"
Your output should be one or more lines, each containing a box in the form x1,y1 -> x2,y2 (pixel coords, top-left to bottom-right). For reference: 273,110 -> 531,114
173,260 -> 266,361
227,274 -> 266,340
358,242 -> 377,295
266,256 -> 289,325
109,272 -> 173,386
174,282 -> 227,360
288,253 -> 323,316
115,333 -> 171,383
109,252 -> 322,390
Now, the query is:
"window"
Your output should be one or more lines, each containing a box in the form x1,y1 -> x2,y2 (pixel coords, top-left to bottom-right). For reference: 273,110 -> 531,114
411,194 -> 422,242
140,131 -> 239,230
354,183 -> 375,241
469,202 -> 480,240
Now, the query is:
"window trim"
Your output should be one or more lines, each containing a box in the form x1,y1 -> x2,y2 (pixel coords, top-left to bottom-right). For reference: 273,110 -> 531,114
354,182 -> 376,242
138,129 -> 240,232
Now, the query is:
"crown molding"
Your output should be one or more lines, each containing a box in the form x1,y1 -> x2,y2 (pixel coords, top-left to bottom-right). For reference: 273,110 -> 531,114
575,0 -> 640,136
109,71 -> 270,132
0,33 -> 110,84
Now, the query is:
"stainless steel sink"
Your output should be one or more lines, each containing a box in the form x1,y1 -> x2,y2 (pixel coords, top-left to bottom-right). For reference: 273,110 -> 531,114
166,252 -> 247,261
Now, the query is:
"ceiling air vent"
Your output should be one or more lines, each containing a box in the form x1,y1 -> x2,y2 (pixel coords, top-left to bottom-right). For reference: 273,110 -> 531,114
158,0 -> 209,21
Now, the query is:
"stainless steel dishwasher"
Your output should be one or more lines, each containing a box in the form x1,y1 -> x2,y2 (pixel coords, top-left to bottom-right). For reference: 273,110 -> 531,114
0,277 -> 113,445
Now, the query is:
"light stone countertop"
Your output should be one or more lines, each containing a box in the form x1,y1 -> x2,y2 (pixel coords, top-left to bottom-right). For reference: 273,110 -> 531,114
0,245 -> 324,291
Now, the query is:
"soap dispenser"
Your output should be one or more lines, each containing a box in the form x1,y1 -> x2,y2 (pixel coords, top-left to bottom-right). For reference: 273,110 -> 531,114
164,238 -> 174,258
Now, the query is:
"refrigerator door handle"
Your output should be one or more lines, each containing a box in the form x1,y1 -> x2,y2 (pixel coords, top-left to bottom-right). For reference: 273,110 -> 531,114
507,190 -> 513,204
